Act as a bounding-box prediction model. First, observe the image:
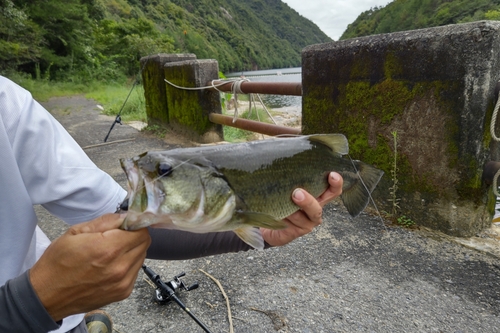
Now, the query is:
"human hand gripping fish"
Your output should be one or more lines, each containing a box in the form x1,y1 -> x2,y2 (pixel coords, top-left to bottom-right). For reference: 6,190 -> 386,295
261,171 -> 343,247
118,134 -> 383,250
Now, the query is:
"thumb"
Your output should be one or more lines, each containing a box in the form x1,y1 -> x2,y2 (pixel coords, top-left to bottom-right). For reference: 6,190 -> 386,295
70,213 -> 126,234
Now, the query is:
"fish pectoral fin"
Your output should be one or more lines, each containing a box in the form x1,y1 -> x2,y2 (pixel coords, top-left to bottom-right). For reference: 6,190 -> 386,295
234,227 -> 265,250
235,211 -> 288,230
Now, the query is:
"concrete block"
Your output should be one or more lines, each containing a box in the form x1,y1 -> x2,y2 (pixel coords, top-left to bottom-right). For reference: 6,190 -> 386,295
302,21 -> 500,236
140,53 -> 196,125
163,59 -> 223,143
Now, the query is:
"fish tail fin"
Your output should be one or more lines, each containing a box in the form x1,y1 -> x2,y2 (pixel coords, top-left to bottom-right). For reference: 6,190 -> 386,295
232,212 -> 288,250
340,160 -> 384,217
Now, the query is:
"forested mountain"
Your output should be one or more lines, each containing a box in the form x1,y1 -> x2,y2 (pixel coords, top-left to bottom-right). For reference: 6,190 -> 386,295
0,0 -> 330,81
341,0 -> 500,40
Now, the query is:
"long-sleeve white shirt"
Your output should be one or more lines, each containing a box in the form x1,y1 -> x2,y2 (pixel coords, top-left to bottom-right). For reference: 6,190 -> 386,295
0,75 -> 126,332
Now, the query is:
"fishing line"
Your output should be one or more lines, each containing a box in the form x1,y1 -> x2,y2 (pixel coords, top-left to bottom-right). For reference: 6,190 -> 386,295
347,154 -> 387,231
126,158 -> 196,200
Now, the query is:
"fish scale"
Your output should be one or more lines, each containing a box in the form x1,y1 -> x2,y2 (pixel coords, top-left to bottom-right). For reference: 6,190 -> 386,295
219,147 -> 333,220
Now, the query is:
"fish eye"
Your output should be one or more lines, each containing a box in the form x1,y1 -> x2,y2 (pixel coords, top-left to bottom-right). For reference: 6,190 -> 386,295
158,163 -> 173,176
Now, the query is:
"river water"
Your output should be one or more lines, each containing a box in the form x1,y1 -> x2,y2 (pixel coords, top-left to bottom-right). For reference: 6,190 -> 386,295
225,67 -> 301,109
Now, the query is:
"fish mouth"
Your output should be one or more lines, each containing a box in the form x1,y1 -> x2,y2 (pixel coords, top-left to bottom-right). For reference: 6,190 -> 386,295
119,157 -> 164,230
120,157 -> 141,201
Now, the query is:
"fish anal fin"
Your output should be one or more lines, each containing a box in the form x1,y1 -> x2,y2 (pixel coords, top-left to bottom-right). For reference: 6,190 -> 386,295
234,227 -> 265,250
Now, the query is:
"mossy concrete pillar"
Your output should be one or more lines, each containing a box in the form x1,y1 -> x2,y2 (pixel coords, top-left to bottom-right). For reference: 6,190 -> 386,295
140,53 -> 196,125
302,21 -> 500,237
163,59 -> 223,143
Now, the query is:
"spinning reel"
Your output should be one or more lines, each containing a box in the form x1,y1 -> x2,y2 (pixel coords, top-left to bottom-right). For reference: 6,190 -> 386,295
142,265 -> 213,333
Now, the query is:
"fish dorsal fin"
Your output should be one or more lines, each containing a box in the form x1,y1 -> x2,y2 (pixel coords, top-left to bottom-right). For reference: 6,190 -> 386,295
308,134 -> 349,155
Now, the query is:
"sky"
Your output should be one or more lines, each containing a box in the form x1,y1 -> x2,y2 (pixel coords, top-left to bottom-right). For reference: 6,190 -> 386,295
282,0 -> 392,40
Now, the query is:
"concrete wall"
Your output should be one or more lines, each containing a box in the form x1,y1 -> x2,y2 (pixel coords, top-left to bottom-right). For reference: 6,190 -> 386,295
302,21 -> 500,236
140,54 -> 223,143
140,54 -> 196,125
163,59 -> 223,143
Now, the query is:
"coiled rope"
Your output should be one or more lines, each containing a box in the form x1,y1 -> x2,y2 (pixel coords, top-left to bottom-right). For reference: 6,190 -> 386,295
490,90 -> 500,196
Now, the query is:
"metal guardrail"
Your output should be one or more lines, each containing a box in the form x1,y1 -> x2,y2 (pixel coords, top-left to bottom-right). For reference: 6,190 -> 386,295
209,113 -> 301,136
208,80 -> 302,96
208,80 -> 302,136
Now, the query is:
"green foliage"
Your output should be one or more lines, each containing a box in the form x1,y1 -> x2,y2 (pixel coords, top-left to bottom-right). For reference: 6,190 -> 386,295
222,108 -> 270,142
388,130 -> 400,217
397,215 -> 416,228
7,71 -> 96,100
142,124 -> 167,138
1,0 -> 331,80
223,125 -> 256,143
0,0 -> 43,70
85,83 -> 147,122
341,0 -> 500,40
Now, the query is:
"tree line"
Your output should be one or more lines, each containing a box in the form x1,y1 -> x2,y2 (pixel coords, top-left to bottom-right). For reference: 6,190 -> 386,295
0,0 -> 331,82
341,0 -> 500,40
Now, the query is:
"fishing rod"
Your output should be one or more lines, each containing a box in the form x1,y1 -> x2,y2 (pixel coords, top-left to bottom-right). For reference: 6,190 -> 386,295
142,264 -> 214,333
103,59 -> 149,142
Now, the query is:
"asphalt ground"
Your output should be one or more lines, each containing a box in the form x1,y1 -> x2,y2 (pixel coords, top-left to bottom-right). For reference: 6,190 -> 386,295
37,96 -> 500,333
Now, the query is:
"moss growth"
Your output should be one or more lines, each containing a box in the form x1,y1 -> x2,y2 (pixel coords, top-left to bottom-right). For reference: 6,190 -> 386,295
164,65 -> 213,135
303,51 -> 476,207
487,186 -> 497,218
142,61 -> 169,124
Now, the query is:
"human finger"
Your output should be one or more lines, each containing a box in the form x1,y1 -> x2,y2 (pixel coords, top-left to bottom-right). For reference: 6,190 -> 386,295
70,213 -> 125,234
101,227 -> 151,257
317,172 -> 343,206
291,188 -> 323,226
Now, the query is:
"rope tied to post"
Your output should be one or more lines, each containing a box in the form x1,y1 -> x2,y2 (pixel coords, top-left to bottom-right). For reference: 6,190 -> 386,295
217,78 -> 250,123
490,88 -> 500,196
164,77 -> 276,125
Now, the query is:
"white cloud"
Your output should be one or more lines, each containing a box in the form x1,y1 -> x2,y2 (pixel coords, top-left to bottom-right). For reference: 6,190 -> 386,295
282,0 -> 391,40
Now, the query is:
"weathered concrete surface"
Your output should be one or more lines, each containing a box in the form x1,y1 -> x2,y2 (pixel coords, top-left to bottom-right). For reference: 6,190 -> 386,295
163,59 -> 223,143
140,53 -> 196,126
302,20 -> 500,237
37,96 -> 500,333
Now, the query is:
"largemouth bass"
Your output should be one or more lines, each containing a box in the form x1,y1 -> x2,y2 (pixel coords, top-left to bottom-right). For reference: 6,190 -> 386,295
119,134 -> 383,249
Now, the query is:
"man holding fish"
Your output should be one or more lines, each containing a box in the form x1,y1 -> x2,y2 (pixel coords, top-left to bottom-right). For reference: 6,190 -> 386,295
0,76 -> 345,333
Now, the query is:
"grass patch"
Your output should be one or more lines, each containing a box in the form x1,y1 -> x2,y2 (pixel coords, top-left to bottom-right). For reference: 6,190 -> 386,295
141,124 -> 167,138
8,72 -> 97,101
223,126 -> 256,142
222,106 -> 275,142
6,73 -> 147,123
85,83 -> 147,123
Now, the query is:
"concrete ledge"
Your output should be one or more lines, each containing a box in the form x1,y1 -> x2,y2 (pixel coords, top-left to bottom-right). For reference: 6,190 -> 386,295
302,21 -> 500,236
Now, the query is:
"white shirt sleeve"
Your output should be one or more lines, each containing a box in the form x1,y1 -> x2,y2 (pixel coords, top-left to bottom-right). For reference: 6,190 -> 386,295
3,76 -> 126,224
